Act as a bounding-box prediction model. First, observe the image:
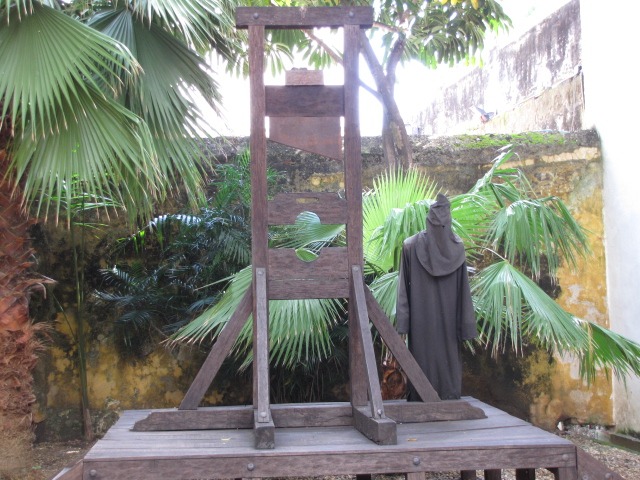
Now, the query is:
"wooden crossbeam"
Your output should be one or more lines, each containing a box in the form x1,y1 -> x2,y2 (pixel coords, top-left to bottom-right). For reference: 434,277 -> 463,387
268,192 -> 347,225
268,247 -> 349,299
236,6 -> 374,29
265,86 -> 344,117
133,400 -> 485,431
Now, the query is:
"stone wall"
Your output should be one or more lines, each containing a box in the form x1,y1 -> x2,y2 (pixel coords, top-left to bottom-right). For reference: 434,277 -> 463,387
417,0 -> 583,136
32,130 -> 610,439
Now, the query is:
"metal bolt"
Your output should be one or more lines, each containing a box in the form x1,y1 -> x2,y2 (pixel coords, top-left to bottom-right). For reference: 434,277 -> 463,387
257,270 -> 263,275
253,12 -> 259,19
247,463 -> 255,471
260,411 -> 267,418
412,457 -> 420,466
562,453 -> 569,461
348,10 -> 355,18
605,474 -> 612,479
89,470 -> 97,478
377,409 -> 383,416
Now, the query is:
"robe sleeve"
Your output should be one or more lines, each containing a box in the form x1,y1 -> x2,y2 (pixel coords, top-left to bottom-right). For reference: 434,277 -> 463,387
457,261 -> 477,341
396,241 -> 411,334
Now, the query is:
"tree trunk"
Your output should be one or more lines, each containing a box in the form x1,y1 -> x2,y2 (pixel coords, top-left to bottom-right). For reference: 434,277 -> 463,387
360,31 -> 413,170
0,115 -> 50,477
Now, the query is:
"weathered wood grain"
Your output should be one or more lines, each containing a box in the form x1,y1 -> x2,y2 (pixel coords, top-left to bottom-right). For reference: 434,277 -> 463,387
351,267 -> 386,419
254,268 -> 271,425
352,406 -> 397,446
577,447 -> 624,480
254,410 -> 275,450
51,460 -> 82,480
265,86 -> 344,117
236,6 -> 374,29
268,192 -> 347,225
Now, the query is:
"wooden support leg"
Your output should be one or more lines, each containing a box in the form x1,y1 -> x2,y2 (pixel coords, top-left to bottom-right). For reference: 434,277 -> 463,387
550,467 -> 577,480
356,475 -> 372,480
484,469 -> 501,480
405,473 -> 424,480
461,470 -> 477,480
253,268 -> 274,449
515,468 -> 536,480
179,288 -> 253,410
351,267 -> 397,445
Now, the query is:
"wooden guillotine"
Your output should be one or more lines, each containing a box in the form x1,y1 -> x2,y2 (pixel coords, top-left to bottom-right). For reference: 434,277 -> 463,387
134,5 -> 485,449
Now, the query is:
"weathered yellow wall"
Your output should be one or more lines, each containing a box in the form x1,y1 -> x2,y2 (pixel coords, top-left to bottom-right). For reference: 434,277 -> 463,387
33,131 -> 611,438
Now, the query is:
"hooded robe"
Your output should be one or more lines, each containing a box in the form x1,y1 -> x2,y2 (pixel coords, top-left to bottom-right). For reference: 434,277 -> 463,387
396,194 -> 477,400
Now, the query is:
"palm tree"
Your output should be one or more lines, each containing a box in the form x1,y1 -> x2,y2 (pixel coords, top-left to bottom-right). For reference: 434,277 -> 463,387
0,0 -> 241,472
171,148 -> 640,391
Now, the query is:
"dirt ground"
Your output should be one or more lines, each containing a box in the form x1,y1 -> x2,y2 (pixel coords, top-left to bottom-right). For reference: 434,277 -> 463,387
16,427 -> 640,480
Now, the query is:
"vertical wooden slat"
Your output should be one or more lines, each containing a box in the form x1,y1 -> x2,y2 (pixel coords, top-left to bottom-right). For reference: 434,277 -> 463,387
179,287 -> 253,410
460,471 -> 476,480
344,23 -> 367,407
248,24 -> 268,411
484,469 -> 501,480
515,468 -> 536,480
254,268 -> 270,423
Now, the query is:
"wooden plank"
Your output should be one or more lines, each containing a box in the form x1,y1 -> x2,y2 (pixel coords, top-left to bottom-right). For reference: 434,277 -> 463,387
269,247 -> 350,299
174,287 -> 253,411
265,85 -> 344,117
82,446 -> 576,479
236,6 -> 374,29
352,406 -> 397,445
270,116 -> 342,159
268,192 -> 347,225
254,268 -> 270,424
268,247 -> 349,280
269,277 -> 350,299
364,287 -> 440,403
351,267 -> 386,420
130,399 -> 488,432
383,399 -> 486,423
576,447 -> 624,480
405,473 -> 423,480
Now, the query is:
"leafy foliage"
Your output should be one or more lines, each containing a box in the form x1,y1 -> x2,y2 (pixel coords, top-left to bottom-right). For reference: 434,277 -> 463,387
93,152 -> 283,352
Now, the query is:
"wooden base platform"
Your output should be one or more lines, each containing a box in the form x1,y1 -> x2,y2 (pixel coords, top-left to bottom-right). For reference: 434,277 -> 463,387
54,397 -> 594,480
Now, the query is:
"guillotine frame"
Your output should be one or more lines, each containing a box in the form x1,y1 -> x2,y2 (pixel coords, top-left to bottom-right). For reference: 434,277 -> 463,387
133,6 -> 485,449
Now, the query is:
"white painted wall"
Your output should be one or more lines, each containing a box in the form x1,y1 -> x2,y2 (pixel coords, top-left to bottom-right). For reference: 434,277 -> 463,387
581,2 -> 640,432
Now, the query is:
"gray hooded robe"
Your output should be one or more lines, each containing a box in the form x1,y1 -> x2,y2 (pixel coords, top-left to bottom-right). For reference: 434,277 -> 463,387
396,194 -> 477,400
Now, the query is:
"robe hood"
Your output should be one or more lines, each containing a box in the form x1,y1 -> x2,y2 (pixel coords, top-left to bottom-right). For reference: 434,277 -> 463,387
415,193 -> 466,276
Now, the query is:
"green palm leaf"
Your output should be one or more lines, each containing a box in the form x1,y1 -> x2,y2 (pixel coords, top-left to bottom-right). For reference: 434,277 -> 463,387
363,168 -> 439,272
0,3 -> 140,137
170,266 -> 342,369
471,260 -> 589,355
10,85 -> 158,223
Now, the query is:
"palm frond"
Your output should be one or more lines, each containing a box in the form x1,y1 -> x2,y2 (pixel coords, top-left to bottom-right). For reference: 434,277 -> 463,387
472,260 -> 589,356
487,197 -> 590,278
0,3 -> 140,137
577,320 -> 640,384
363,168 -> 439,273
10,84 -> 158,224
